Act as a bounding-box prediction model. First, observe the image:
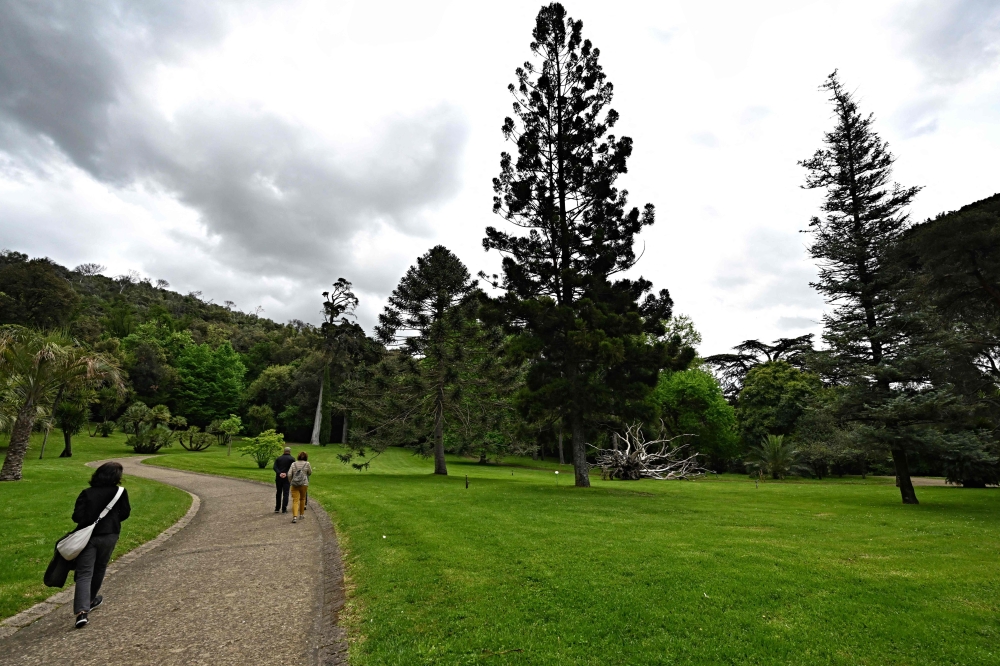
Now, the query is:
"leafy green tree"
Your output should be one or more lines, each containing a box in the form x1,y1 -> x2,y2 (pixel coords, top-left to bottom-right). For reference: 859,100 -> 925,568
174,342 -> 246,425
0,257 -> 80,329
245,404 -> 277,437
0,327 -> 123,480
218,414 -> 242,456
653,368 -> 738,471
800,71 -> 922,503
735,361 -> 821,452
483,3 -> 691,486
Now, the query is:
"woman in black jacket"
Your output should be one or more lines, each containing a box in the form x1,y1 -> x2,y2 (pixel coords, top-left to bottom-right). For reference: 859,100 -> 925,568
71,461 -> 131,629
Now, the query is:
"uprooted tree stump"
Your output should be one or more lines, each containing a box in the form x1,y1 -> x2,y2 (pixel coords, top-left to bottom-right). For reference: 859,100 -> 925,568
592,424 -> 706,481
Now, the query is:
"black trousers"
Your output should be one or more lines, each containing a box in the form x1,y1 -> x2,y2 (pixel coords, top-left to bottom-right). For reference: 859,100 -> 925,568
275,477 -> 290,511
73,533 -> 118,614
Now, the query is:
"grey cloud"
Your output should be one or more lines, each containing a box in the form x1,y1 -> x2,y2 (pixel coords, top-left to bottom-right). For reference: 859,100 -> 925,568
649,28 -> 675,43
714,228 -> 823,310
897,0 -> 1000,84
691,131 -> 719,147
0,0 -> 468,284
776,316 -> 818,331
740,106 -> 771,124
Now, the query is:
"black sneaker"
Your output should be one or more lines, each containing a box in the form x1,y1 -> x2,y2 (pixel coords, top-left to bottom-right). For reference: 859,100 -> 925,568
75,612 -> 89,629
281,509 -> 287,514
274,508 -> 280,513
90,595 -> 103,610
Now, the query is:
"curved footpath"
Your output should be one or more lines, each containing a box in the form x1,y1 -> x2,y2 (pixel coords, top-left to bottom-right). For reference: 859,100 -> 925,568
0,458 -> 347,666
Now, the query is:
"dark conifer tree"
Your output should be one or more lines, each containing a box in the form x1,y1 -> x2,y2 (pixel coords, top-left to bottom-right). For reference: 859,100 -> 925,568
314,278 -> 372,445
483,3 -> 691,487
891,194 -> 1000,486
800,71 -> 922,503
374,245 -> 480,475
704,334 -> 815,404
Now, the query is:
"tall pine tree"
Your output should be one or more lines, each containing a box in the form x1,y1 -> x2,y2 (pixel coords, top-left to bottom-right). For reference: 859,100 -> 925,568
374,246 -> 480,475
800,71 -> 922,503
483,3 -> 691,487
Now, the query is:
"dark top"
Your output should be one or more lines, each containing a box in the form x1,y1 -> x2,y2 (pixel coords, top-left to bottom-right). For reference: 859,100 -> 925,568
72,486 -> 131,536
273,453 -> 294,479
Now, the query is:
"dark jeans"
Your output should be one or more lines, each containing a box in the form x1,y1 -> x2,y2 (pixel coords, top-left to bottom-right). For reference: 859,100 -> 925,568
73,533 -> 118,614
275,477 -> 290,511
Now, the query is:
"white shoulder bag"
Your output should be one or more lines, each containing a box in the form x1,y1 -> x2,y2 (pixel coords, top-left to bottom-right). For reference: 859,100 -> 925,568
58,487 -> 124,561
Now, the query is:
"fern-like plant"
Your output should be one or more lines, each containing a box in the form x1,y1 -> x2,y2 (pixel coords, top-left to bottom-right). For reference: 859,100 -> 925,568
746,434 -> 809,480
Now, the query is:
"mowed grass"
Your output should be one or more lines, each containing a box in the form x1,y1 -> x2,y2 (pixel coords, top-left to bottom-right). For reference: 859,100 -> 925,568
146,444 -> 1000,665
0,431 -> 192,620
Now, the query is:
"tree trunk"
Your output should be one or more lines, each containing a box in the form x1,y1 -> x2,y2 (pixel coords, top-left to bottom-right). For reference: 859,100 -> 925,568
891,449 -> 919,504
1,405 -> 37,481
341,412 -> 349,445
309,380 -> 323,445
479,452 -> 487,464
558,426 -> 565,465
433,387 -> 447,475
39,427 -> 50,459
59,429 -> 73,458
571,414 -> 589,487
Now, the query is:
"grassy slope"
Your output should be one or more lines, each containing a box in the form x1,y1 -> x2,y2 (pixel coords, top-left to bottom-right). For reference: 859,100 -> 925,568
0,431 -> 191,620
146,444 -> 1000,665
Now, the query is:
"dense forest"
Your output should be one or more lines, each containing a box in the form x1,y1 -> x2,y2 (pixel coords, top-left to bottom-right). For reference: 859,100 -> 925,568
0,5 -> 997,503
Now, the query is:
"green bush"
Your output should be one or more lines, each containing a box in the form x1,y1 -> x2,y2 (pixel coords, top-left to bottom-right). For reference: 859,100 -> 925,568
125,423 -> 174,454
238,429 -> 284,469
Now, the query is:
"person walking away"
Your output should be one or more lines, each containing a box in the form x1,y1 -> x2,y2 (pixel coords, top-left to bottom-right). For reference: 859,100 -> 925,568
273,446 -> 294,513
288,452 -> 312,523
71,461 -> 131,629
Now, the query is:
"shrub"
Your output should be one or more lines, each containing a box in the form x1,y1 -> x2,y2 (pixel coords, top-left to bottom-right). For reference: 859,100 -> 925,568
745,434 -> 809,480
118,401 -> 151,436
178,425 -> 213,451
238,429 -> 284,469
126,423 -> 174,454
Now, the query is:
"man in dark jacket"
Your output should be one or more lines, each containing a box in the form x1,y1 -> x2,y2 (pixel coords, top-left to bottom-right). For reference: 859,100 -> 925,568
273,447 -> 294,513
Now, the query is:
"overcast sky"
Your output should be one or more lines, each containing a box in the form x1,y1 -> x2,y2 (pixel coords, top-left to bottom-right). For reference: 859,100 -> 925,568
1,0 -> 998,355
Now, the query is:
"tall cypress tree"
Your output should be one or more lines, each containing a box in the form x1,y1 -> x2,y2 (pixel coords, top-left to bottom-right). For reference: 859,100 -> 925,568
800,71 -> 922,503
483,3 -> 690,487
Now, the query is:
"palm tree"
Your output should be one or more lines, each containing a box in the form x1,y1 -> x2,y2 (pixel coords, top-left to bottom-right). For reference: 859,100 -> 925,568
746,434 -> 808,480
0,327 -> 123,481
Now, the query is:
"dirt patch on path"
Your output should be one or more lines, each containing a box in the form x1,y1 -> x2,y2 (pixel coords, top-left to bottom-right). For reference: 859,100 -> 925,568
0,458 -> 346,666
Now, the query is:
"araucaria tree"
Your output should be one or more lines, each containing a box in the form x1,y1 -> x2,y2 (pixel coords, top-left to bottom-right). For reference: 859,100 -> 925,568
483,3 -> 691,487
800,71 -> 922,503
373,246 -> 481,475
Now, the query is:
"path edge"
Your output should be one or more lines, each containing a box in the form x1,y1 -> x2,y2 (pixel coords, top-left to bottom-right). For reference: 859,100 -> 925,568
0,486 -> 200,640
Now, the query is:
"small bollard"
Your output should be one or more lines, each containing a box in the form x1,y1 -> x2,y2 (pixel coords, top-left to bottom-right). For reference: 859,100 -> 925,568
465,475 -> 468,489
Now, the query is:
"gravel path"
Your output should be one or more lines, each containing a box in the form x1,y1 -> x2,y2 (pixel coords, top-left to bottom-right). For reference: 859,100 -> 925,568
0,458 -> 345,666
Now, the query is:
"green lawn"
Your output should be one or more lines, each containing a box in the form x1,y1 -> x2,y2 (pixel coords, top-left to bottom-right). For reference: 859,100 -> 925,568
0,431 -> 192,620
146,444 -> 1000,665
